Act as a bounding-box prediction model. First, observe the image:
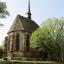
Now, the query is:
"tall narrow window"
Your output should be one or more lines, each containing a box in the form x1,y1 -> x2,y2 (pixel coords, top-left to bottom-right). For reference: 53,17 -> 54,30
26,35 -> 29,51
16,34 -> 19,51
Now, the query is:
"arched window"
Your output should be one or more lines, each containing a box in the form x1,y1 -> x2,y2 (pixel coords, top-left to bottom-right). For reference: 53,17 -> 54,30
16,34 -> 19,51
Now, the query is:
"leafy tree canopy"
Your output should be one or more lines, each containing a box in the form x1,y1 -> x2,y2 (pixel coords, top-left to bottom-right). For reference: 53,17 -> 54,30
30,18 -> 64,53
0,1 -> 9,18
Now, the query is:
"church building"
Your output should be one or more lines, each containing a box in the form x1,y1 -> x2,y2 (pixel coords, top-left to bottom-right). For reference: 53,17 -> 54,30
4,0 -> 40,60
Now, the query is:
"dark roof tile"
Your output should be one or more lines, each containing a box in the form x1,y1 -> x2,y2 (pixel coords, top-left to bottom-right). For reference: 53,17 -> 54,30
8,15 -> 39,34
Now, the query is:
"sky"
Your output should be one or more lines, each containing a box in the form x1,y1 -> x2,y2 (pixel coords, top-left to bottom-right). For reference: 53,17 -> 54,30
0,0 -> 64,45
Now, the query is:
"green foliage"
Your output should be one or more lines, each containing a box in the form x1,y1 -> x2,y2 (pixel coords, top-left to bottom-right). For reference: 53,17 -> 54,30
0,1 -> 9,18
0,48 -> 3,58
30,18 -> 64,61
0,43 -> 4,58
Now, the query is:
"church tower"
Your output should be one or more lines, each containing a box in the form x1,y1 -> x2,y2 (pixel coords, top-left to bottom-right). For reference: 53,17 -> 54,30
4,0 -> 39,60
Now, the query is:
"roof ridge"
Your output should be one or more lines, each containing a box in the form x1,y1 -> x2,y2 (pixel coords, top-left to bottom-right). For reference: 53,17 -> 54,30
8,15 -> 39,34
18,15 -> 24,30
8,16 -> 18,34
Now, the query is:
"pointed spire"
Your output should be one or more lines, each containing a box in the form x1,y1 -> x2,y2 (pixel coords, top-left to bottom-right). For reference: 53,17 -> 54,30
27,0 -> 31,20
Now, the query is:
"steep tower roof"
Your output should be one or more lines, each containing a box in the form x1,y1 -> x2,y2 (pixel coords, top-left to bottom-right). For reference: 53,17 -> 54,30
8,15 -> 39,34
27,0 -> 31,20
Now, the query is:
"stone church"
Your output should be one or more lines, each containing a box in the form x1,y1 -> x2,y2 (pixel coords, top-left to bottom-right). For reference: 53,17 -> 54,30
4,0 -> 40,60
4,0 -> 48,60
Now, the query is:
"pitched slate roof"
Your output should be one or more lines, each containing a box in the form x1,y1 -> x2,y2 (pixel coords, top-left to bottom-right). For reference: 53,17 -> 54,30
8,15 -> 39,34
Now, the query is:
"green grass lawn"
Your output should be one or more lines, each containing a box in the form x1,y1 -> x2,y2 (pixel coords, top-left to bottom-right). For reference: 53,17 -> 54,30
8,60 -> 57,64
0,58 -> 58,64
